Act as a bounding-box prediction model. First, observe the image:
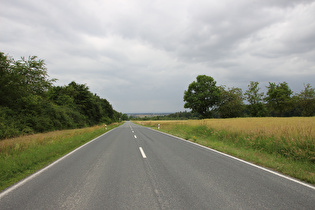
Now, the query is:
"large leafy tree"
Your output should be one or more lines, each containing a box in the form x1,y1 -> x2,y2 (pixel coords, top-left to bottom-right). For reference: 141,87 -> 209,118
14,55 -> 55,95
184,75 -> 221,118
0,52 -> 13,106
218,86 -> 244,118
298,83 -> 315,116
0,52 -> 55,108
265,82 -> 293,117
244,81 -> 266,117
0,52 -> 57,136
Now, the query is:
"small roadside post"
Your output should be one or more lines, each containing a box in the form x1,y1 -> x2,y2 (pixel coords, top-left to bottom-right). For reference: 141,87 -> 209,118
158,124 -> 160,130
105,124 -> 107,130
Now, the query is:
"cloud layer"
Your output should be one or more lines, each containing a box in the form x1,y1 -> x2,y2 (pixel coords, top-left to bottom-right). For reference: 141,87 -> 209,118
1,0 -> 315,112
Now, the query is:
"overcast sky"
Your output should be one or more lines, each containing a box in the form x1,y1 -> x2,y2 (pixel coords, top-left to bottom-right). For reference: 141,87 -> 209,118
1,0 -> 315,113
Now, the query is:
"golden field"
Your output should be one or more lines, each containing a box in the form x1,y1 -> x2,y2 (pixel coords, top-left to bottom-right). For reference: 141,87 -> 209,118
0,124 -> 113,155
138,117 -> 315,142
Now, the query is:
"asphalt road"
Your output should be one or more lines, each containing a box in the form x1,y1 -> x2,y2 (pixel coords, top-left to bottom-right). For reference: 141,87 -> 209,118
0,122 -> 314,209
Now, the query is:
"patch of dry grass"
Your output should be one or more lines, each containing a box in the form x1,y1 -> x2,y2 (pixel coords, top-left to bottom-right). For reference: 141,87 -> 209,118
0,125 -> 105,155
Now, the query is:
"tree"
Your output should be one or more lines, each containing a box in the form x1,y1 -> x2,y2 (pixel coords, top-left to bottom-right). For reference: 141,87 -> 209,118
0,51 -> 121,139
13,56 -> 56,96
48,81 -> 117,125
244,81 -> 266,117
0,53 -> 56,108
184,75 -> 221,118
0,52 -> 14,106
298,83 -> 315,116
121,114 -> 129,121
265,82 -> 293,117
218,86 -> 244,118
47,86 -> 75,107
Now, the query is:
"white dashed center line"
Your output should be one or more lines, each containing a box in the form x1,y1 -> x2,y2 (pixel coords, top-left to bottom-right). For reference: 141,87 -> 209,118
139,147 -> 147,158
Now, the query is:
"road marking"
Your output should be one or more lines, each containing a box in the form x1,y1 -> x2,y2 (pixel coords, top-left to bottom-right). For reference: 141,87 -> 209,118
139,147 -> 147,158
134,135 -> 137,138
132,131 -> 134,133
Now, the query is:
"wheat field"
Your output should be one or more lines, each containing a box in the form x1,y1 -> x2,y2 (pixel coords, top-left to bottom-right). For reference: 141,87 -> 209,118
139,117 -> 315,141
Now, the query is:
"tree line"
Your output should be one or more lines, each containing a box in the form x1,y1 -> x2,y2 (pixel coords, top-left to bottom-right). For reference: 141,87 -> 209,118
0,52 -> 122,139
183,75 -> 315,119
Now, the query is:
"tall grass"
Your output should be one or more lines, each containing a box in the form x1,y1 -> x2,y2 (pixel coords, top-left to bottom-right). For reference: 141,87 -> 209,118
0,123 -> 121,191
136,117 -> 315,183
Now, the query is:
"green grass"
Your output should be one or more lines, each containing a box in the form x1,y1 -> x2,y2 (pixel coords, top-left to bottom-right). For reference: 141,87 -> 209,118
142,123 -> 315,184
0,123 -> 122,191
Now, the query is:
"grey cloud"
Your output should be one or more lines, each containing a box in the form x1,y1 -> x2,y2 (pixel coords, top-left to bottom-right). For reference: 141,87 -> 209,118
1,0 -> 314,113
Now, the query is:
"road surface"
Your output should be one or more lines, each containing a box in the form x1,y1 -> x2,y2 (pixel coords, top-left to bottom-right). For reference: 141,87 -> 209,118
0,122 -> 314,209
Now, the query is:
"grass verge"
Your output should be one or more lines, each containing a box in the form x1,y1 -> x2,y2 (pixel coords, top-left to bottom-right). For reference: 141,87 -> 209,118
0,123 -> 122,191
136,119 -> 315,185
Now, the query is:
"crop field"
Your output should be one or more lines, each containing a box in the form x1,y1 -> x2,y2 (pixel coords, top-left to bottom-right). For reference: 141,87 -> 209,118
136,117 -> 315,183
140,117 -> 315,141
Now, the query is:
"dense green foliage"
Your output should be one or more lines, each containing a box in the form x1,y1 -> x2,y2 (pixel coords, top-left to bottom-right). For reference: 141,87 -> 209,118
298,83 -> 315,117
0,52 -> 121,139
265,82 -> 293,117
183,75 -> 221,118
182,75 -> 315,119
217,87 -> 244,118
244,81 -> 267,117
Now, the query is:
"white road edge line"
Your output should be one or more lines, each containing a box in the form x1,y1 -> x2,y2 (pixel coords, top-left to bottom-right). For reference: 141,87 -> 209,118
0,126 -> 119,200
134,135 -> 137,138
139,147 -> 147,158
147,127 -> 315,190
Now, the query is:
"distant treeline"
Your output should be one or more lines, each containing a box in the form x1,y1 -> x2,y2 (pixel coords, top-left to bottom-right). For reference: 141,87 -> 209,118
0,52 -> 122,139
130,111 -> 200,120
134,76 -> 315,120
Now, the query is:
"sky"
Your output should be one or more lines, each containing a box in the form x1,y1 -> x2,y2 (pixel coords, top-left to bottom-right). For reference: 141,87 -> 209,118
1,0 -> 315,113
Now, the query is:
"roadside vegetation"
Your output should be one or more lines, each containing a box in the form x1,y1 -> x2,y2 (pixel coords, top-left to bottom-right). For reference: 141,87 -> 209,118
136,118 -> 315,184
0,123 -> 121,191
0,52 -> 122,140
130,75 -> 314,121
0,51 -> 124,191
183,75 -> 314,119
